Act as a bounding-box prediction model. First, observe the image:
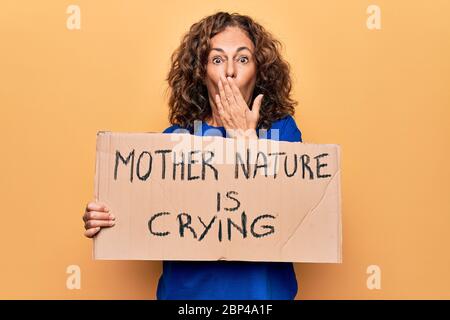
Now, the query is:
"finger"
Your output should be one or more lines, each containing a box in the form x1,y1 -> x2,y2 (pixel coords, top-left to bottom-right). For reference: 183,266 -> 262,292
227,77 -> 247,109
218,78 -> 230,113
215,94 -> 231,126
215,93 -> 225,115
85,219 -> 116,229
251,94 -> 264,116
84,227 -> 101,238
84,210 -> 115,222
222,76 -> 238,108
86,201 -> 109,213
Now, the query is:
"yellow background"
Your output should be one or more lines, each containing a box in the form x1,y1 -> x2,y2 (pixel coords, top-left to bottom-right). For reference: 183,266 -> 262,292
1,0 -> 449,299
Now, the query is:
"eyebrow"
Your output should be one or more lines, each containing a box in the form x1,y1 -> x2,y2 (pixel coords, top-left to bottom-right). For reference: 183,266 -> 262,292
210,46 -> 252,55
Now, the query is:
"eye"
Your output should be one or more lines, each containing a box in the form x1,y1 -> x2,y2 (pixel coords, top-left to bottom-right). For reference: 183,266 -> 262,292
238,56 -> 249,64
212,56 -> 223,64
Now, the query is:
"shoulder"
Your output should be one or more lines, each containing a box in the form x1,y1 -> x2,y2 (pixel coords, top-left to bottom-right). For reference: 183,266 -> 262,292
265,115 -> 303,142
162,124 -> 190,134
270,115 -> 297,130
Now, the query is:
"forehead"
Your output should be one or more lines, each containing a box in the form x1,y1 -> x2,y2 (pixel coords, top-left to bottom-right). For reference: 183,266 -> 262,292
209,26 -> 254,51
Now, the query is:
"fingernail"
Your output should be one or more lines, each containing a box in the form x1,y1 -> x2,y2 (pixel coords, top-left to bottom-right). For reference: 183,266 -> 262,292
110,220 -> 116,226
109,214 -> 115,220
104,206 -> 109,212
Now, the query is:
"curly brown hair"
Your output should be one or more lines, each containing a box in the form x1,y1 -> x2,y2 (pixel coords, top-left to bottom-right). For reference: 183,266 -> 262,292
165,11 -> 297,129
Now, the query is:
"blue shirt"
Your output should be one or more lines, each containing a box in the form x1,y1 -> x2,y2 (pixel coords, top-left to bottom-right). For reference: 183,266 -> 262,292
157,115 -> 303,300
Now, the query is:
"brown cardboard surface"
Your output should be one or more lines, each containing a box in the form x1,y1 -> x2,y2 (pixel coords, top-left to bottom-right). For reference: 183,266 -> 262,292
93,131 -> 342,263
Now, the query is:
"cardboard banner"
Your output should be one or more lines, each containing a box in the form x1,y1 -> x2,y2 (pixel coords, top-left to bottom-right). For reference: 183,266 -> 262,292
93,131 -> 342,263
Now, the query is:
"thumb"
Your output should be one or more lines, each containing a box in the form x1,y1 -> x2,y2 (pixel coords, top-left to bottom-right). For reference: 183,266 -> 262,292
251,94 -> 264,116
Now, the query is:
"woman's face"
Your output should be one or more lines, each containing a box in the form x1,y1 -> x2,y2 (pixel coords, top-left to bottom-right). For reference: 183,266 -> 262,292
204,26 -> 257,110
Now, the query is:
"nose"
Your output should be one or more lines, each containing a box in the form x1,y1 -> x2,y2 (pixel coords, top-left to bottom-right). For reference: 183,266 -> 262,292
225,60 -> 235,78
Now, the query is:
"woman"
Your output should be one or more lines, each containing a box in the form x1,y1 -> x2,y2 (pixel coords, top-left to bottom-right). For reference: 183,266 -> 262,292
83,11 -> 303,300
